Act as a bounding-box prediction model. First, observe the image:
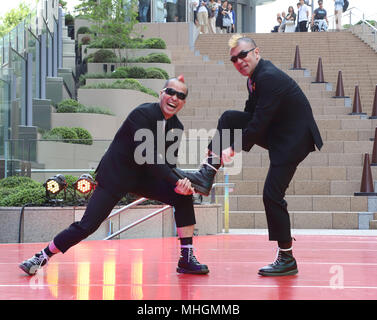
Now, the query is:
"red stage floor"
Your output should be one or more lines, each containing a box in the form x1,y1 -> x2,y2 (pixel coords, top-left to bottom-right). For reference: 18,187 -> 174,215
1,234 -> 377,300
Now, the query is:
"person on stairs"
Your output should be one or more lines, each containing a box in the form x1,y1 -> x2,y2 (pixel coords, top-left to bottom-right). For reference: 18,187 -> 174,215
173,34 -> 323,276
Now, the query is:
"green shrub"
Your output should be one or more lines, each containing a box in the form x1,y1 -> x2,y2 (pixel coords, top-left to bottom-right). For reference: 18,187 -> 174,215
141,38 -> 166,49
0,184 -> 46,207
71,127 -> 93,145
84,106 -> 114,116
145,67 -> 167,79
42,127 -> 94,145
0,176 -> 46,206
44,127 -> 78,143
88,37 -> 166,50
56,98 -> 114,115
133,53 -> 171,64
82,79 -> 158,97
77,26 -> 92,34
127,66 -> 147,78
0,176 -> 41,189
110,69 -> 128,78
92,49 -> 117,63
57,99 -> 86,113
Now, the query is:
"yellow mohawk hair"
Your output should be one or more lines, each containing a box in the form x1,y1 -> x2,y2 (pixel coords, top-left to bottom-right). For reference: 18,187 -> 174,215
228,34 -> 244,48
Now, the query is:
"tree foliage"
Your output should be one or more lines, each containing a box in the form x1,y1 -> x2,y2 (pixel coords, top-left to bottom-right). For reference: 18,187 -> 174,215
75,0 -> 139,62
0,1 -> 32,37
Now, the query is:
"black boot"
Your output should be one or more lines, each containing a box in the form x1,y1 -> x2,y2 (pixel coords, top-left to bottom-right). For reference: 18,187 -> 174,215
258,248 -> 298,276
177,247 -> 209,275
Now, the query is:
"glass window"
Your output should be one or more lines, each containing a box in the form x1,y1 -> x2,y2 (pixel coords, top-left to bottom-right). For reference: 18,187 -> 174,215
17,21 -> 25,54
3,34 -> 9,65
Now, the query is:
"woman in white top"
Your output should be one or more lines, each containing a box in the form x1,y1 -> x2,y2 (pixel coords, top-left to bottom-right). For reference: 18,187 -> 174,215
285,6 -> 296,32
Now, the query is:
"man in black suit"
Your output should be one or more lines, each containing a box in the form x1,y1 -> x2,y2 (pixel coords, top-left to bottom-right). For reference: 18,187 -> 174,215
174,34 -> 323,276
19,77 -> 209,276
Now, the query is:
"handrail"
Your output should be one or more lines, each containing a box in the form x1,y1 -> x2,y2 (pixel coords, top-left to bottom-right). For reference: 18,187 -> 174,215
327,6 -> 377,32
105,197 -> 148,221
102,168 -> 235,239
104,204 -> 171,240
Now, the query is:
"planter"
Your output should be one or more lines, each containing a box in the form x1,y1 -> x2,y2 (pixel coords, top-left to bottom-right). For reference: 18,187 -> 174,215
77,88 -> 159,123
51,112 -> 118,140
85,78 -> 165,93
83,47 -> 171,60
87,62 -> 175,78
34,140 -> 110,182
0,204 -> 222,243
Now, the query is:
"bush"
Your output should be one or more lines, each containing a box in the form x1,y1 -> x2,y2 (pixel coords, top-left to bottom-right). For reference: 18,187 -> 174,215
57,99 -> 85,113
88,37 -> 166,49
110,69 -> 128,78
145,67 -> 168,79
0,176 -> 46,206
77,26 -> 92,34
84,106 -> 114,116
126,66 -> 147,78
82,79 -> 159,97
42,127 -> 94,145
92,49 -> 117,63
131,53 -> 171,64
57,98 -> 113,115
44,127 -> 79,143
71,127 -> 93,145
141,38 -> 166,49
0,176 -> 41,189
0,184 -> 46,207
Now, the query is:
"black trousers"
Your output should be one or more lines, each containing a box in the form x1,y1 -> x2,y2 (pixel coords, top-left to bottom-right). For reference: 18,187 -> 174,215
209,110 -> 300,242
299,20 -> 308,32
53,179 -> 196,253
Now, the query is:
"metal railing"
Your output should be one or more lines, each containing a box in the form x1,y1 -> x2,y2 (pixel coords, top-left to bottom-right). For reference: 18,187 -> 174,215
328,6 -> 377,34
102,170 -> 235,240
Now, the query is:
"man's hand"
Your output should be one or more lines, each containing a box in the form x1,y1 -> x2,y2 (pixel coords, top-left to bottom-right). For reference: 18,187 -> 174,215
175,178 -> 195,195
221,146 -> 235,164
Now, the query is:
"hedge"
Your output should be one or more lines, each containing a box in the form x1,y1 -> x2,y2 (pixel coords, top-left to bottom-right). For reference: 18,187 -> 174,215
57,99 -> 114,115
81,79 -> 159,97
79,66 -> 168,86
85,52 -> 171,64
42,127 -> 93,145
0,176 -> 162,207
88,37 -> 166,49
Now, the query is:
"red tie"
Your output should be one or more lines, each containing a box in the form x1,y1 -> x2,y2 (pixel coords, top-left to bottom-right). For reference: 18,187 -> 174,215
248,78 -> 254,94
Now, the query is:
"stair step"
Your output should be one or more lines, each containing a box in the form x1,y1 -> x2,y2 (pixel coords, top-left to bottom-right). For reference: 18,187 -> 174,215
227,210 -> 362,229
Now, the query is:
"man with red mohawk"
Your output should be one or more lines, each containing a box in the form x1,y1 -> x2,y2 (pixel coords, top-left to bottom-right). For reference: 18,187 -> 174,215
19,76 -> 209,277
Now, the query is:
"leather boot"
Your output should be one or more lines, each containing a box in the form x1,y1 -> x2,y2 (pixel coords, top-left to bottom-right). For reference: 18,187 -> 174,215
173,154 -> 221,196
258,248 -> 298,276
177,247 -> 209,275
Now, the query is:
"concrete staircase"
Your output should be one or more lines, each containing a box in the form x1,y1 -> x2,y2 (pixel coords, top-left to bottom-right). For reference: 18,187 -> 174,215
168,31 -> 377,230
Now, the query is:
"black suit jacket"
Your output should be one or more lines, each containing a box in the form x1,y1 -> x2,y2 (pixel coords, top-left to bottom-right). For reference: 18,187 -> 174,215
95,102 -> 183,197
242,58 -> 323,165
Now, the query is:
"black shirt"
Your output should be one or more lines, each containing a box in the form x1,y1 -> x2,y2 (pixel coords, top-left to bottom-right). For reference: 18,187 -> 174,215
314,8 -> 327,20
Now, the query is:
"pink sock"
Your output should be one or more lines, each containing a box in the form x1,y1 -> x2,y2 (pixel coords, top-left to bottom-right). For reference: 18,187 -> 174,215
48,241 -> 60,254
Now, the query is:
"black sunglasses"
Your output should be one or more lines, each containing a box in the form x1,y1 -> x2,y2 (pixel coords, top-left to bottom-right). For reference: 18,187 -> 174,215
163,87 -> 187,100
230,48 -> 256,63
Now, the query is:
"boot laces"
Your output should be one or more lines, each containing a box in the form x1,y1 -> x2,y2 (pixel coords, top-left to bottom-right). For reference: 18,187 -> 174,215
181,247 -> 199,263
29,252 -> 48,268
272,249 -> 284,266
